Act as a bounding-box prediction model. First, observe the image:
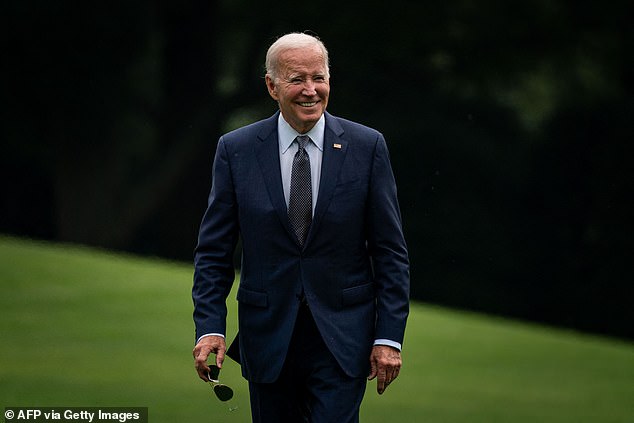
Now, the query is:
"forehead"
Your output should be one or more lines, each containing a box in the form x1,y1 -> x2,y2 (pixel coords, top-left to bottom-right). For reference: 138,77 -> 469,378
277,47 -> 327,75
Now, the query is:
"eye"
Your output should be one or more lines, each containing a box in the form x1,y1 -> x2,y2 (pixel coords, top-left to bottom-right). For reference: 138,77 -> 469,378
289,77 -> 303,84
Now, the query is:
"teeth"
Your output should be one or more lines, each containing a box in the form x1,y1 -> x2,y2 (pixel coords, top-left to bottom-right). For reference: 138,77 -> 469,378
299,102 -> 317,107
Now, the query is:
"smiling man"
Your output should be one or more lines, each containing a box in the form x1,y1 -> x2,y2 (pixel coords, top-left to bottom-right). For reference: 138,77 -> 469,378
193,32 -> 410,422
265,37 -> 330,133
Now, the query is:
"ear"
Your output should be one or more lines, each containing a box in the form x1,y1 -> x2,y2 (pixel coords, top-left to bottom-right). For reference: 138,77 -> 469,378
265,75 -> 279,101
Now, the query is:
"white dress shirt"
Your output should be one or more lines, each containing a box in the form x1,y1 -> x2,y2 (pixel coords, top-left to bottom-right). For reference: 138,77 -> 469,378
278,113 -> 324,212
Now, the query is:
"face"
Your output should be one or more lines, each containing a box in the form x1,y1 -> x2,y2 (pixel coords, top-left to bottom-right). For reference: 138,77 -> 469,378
266,46 -> 330,134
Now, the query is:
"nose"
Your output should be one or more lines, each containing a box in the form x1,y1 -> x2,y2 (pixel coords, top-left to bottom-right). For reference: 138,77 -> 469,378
302,79 -> 316,96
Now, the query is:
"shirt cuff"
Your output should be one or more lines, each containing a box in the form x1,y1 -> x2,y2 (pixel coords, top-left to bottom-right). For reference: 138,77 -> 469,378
373,339 -> 402,351
196,333 -> 225,344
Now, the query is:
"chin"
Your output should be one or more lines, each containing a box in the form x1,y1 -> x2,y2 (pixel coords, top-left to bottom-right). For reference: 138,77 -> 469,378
301,110 -> 323,121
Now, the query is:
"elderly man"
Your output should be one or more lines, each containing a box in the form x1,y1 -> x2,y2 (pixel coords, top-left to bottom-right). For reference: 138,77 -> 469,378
193,32 -> 410,422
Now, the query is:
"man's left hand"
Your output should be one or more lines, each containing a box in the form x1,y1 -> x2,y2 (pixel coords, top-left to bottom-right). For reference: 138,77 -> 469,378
368,345 -> 402,394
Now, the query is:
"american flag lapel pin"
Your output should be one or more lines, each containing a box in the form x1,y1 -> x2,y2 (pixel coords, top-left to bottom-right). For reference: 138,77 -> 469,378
333,143 -> 342,149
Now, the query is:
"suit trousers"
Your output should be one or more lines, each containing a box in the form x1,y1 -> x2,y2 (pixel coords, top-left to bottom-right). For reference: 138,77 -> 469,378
248,302 -> 367,423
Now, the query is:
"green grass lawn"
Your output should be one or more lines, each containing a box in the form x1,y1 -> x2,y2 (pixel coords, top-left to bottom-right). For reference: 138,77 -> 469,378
1,235 -> 632,422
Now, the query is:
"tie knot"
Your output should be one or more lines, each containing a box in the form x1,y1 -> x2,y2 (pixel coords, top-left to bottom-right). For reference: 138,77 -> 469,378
296,135 -> 310,151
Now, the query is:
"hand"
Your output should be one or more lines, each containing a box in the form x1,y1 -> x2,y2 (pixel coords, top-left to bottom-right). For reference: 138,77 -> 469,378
193,335 -> 226,382
368,345 -> 402,394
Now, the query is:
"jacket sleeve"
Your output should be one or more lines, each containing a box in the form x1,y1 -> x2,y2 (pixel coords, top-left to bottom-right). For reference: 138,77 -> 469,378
365,134 -> 410,345
192,137 -> 240,341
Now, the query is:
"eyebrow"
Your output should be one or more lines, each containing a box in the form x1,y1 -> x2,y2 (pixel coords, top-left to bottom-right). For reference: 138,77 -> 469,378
286,72 -> 326,80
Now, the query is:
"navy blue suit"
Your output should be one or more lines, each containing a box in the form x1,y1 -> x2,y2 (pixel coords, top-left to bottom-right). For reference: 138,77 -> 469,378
193,111 -> 409,393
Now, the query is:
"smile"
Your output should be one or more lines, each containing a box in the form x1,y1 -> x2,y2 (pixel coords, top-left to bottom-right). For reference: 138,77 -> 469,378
298,102 -> 318,107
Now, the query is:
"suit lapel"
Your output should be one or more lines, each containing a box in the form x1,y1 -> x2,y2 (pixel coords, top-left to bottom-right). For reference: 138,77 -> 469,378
255,113 -> 296,240
305,113 -> 347,245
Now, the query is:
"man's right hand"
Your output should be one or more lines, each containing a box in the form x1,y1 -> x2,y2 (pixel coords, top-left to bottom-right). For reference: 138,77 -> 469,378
193,335 -> 226,382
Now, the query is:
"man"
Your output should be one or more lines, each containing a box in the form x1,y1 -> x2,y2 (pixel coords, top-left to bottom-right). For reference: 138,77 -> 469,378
192,32 -> 410,422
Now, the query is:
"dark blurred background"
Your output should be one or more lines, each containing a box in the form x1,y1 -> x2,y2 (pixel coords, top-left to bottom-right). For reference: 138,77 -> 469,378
2,0 -> 632,339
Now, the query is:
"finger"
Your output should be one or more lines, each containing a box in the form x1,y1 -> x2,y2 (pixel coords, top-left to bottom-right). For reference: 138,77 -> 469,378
367,356 -> 378,380
393,366 -> 400,381
376,368 -> 387,395
193,346 -> 211,382
384,367 -> 394,385
215,347 -> 225,369
195,362 -> 211,382
383,363 -> 400,392
383,360 -> 402,391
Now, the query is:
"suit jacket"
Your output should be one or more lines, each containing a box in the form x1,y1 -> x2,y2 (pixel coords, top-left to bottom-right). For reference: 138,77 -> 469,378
193,111 -> 409,383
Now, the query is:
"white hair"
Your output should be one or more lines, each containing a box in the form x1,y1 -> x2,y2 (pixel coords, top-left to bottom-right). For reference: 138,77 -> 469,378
265,32 -> 330,81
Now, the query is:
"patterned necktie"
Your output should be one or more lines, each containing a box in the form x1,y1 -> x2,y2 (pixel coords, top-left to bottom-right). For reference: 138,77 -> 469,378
288,135 -> 312,246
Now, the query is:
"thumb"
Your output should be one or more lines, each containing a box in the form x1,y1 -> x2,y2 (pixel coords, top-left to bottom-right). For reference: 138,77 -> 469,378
368,356 -> 378,380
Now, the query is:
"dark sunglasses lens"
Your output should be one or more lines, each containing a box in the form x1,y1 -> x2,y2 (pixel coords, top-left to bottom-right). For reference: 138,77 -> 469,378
214,384 -> 234,402
208,365 -> 220,381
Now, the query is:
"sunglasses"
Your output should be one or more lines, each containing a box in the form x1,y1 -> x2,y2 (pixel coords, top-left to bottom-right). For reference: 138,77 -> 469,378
207,364 -> 234,402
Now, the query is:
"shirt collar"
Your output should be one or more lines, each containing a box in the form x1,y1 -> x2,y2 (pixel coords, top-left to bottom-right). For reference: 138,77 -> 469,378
278,113 -> 325,154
